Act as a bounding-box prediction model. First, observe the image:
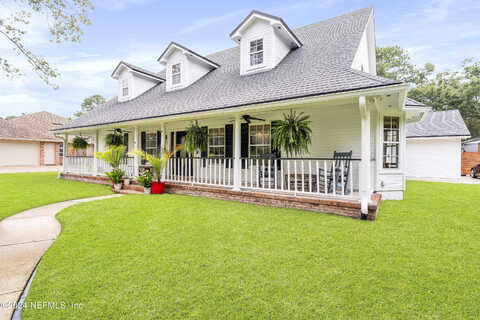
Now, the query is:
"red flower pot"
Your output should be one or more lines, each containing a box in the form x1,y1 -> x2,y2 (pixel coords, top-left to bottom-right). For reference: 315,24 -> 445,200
151,181 -> 165,194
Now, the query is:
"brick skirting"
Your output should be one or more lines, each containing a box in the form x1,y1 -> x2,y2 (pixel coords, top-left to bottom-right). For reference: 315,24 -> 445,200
59,172 -> 381,220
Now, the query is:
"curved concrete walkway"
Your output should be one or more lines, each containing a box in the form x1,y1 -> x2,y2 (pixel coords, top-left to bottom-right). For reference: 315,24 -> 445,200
0,195 -> 122,320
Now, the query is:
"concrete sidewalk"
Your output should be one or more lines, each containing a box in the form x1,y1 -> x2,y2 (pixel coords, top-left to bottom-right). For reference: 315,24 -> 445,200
0,195 -> 122,320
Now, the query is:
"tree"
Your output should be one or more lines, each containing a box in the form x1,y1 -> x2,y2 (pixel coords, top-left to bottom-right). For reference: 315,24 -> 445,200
0,0 -> 93,88
376,45 -> 434,86
74,94 -> 106,117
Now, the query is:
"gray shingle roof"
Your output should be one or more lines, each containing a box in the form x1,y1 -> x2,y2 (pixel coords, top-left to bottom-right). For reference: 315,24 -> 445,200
112,61 -> 165,81
406,110 -> 470,138
59,7 -> 401,131
405,97 -> 427,107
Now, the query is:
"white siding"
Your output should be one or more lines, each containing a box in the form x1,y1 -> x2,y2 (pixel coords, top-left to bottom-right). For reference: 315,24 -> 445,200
164,49 -> 212,92
239,19 -> 274,75
0,140 -> 40,166
351,12 -> 376,75
406,137 -> 462,179
117,68 -> 158,102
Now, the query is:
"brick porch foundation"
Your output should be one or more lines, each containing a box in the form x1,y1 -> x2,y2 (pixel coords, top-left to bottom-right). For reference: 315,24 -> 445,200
59,172 -> 381,220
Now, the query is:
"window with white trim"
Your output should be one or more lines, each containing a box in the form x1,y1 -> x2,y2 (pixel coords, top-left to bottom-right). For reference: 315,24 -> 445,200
249,124 -> 270,157
59,142 -> 64,157
122,79 -> 129,97
146,132 -> 158,156
172,63 -> 181,85
208,128 -> 225,157
249,39 -> 264,66
383,116 -> 400,168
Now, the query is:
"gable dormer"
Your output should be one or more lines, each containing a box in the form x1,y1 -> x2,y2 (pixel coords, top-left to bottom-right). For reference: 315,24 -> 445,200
111,61 -> 164,102
230,10 -> 302,76
158,42 -> 220,92
351,7 -> 376,75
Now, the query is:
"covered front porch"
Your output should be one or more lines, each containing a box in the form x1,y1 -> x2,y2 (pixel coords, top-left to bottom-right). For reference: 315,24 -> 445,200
58,92 -> 396,218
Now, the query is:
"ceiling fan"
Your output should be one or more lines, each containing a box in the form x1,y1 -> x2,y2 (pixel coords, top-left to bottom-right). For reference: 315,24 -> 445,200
105,128 -> 132,134
242,115 -> 265,123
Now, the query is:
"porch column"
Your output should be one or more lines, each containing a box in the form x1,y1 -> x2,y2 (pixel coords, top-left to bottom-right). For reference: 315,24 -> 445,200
233,114 -> 241,191
160,123 -> 166,181
93,130 -> 99,175
63,133 -> 68,172
359,96 -> 371,219
133,126 -> 139,176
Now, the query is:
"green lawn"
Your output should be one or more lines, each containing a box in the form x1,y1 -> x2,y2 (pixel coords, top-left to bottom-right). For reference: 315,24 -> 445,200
0,172 -> 113,220
24,181 -> 480,319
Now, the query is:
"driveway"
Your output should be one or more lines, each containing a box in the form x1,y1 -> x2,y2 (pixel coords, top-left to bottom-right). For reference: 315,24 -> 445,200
0,166 -> 62,174
0,195 -> 122,320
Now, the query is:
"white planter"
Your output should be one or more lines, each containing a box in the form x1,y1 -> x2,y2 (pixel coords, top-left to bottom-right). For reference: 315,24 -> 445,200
144,187 -> 151,194
123,178 -> 130,186
113,183 -> 122,192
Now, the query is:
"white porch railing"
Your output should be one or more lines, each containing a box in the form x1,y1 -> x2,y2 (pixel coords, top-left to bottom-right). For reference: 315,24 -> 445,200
164,157 -> 360,198
63,156 -> 136,177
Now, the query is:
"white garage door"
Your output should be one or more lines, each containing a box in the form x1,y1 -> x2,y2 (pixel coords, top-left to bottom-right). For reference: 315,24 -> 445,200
0,140 -> 40,166
406,138 -> 461,179
44,143 -> 56,165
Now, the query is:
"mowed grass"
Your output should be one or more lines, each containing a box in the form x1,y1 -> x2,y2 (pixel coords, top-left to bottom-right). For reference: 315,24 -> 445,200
24,181 -> 480,319
0,172 -> 113,220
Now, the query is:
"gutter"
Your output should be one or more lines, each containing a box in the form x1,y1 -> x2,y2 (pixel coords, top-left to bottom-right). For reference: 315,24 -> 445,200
53,82 -> 407,133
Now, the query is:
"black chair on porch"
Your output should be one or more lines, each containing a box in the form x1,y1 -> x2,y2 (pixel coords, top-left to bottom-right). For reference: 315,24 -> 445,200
258,153 -> 278,188
318,151 -> 353,195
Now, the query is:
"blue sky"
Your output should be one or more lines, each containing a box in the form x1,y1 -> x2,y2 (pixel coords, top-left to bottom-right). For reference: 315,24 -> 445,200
0,0 -> 479,118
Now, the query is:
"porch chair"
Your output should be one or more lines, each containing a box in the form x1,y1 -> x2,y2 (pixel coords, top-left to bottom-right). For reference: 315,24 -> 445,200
318,151 -> 353,195
258,153 -> 277,188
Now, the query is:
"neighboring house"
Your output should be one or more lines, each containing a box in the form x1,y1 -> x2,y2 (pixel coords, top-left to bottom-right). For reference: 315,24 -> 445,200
55,7 -> 434,218
461,137 -> 480,175
406,109 -> 470,179
0,111 -> 67,166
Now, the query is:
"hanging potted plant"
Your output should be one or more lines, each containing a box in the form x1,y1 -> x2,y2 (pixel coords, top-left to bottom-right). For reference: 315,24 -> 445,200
105,132 -> 124,147
72,136 -> 88,150
94,145 -> 126,192
136,170 -> 153,194
184,121 -> 208,156
272,109 -> 312,156
129,145 -> 183,194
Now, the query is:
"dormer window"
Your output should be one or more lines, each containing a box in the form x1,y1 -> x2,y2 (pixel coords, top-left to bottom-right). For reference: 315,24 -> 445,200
122,79 -> 129,97
172,63 -> 181,85
250,39 -> 264,66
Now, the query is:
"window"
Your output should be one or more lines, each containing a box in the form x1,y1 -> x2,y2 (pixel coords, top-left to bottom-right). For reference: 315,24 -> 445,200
249,124 -> 270,157
208,128 -> 225,157
249,39 -> 264,66
172,63 -> 181,85
383,116 -> 400,168
59,142 -> 64,157
122,79 -> 129,97
146,132 -> 159,156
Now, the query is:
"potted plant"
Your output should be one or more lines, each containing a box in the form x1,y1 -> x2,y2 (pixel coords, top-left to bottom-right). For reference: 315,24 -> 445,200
272,109 -> 312,156
129,145 -> 183,194
136,170 -> 153,194
185,121 -> 208,156
95,145 -> 127,192
72,136 -> 88,150
105,131 -> 124,147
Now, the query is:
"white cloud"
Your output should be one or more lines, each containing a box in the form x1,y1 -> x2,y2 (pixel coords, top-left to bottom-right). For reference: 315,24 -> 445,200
95,0 -> 156,11
0,93 -> 38,104
178,9 -> 248,35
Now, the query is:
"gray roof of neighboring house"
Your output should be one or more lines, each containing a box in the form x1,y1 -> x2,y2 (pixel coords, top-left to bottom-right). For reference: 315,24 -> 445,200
463,137 -> 480,145
406,110 -> 471,138
405,97 -> 427,107
0,111 -> 68,141
59,7 -> 401,131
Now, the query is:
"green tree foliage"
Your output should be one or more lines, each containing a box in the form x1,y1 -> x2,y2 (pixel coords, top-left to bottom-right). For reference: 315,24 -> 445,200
376,45 -> 434,85
377,46 -> 480,137
0,0 -> 93,88
74,94 -> 106,117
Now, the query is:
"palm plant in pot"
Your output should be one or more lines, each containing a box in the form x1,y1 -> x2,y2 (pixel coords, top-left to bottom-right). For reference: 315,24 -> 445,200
272,109 -> 312,156
94,145 -> 126,192
185,121 -> 208,156
129,145 -> 183,194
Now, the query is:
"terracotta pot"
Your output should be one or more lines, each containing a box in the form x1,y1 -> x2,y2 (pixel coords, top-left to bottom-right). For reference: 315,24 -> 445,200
144,187 -> 151,194
113,183 -> 122,192
151,181 -> 165,194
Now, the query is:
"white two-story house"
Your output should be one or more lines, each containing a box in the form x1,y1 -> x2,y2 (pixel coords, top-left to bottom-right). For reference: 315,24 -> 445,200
55,7 -> 432,219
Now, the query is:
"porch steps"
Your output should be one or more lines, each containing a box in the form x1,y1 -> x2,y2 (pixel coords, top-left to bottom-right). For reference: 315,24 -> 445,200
123,184 -> 143,192
118,189 -> 144,195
